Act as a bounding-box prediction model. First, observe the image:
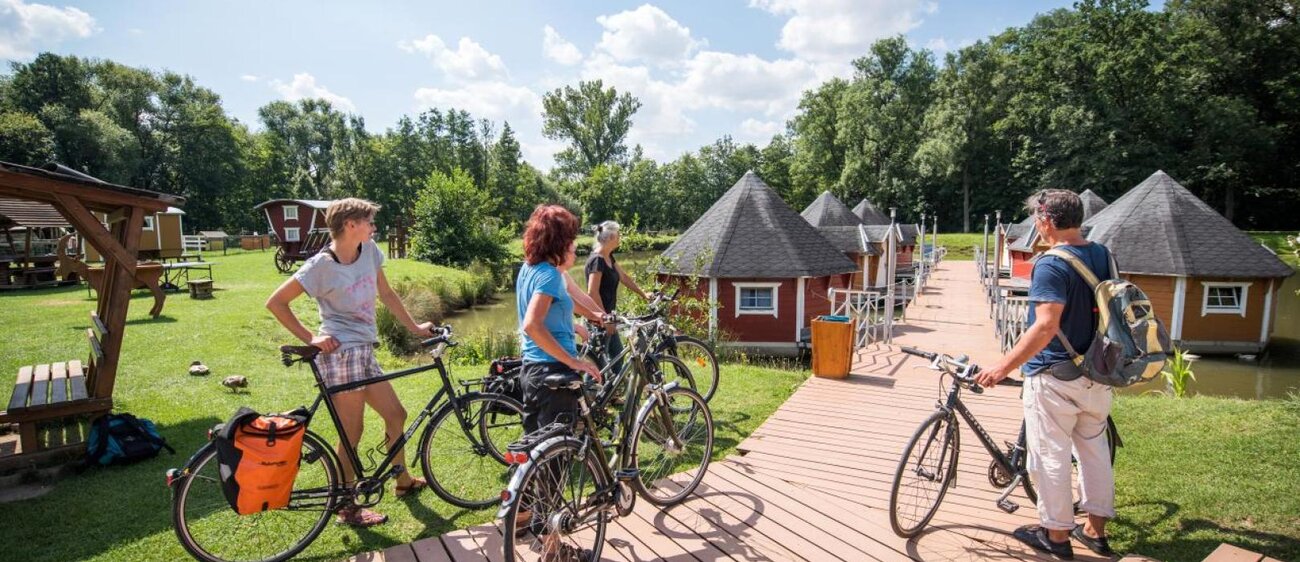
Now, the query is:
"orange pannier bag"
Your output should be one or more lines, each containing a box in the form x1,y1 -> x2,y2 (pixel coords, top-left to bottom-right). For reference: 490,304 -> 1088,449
213,407 -> 308,515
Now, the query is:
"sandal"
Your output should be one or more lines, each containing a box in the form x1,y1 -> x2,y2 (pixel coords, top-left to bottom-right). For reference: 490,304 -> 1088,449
336,505 -> 388,527
394,477 -> 428,498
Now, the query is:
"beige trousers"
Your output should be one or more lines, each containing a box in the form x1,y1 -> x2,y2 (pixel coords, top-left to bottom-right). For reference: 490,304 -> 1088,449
1022,373 -> 1115,530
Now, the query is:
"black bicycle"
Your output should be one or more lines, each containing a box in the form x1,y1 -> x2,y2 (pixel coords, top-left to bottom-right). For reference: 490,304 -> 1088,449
497,312 -> 715,561
888,346 -> 1119,538
582,290 -> 720,404
169,326 -> 525,562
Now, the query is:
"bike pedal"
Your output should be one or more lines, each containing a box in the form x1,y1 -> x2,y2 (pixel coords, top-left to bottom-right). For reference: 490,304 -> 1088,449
996,499 -> 1020,514
615,468 -> 639,482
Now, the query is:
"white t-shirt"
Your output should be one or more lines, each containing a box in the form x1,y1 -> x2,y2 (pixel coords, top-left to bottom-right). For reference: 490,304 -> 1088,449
293,240 -> 384,350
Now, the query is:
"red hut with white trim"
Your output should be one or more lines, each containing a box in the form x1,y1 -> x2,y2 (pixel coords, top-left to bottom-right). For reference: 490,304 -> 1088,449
659,172 -> 857,356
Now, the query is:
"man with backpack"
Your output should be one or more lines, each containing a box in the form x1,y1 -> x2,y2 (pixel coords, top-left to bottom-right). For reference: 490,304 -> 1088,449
976,189 -> 1119,560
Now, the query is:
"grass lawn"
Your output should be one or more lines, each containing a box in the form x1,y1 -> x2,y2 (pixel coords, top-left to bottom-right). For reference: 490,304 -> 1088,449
0,248 -> 805,562
1111,395 -> 1300,561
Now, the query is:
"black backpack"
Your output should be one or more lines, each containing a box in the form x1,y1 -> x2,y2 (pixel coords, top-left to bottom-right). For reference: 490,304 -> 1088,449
86,413 -> 175,466
484,357 -> 524,413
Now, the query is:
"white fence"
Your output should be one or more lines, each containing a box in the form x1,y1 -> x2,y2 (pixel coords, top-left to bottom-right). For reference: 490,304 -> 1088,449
829,288 -> 887,347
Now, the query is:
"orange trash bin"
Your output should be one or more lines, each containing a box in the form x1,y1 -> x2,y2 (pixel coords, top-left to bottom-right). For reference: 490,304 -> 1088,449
811,316 -> 854,379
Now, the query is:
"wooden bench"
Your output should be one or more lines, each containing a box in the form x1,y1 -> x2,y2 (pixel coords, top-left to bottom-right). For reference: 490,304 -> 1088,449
0,312 -> 113,456
187,278 -> 213,299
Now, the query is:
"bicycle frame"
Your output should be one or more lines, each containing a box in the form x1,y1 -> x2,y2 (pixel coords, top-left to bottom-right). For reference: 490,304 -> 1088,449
296,350 -> 490,496
935,384 -> 1025,478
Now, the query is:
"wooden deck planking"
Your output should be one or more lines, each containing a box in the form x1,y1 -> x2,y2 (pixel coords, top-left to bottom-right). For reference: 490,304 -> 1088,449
355,261 -> 1128,562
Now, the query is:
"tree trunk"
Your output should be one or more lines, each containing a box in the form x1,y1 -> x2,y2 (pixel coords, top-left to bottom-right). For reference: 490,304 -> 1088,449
1224,185 -> 1235,223
962,163 -> 971,233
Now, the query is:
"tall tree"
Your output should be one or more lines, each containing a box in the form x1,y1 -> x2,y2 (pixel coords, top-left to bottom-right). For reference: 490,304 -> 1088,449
541,80 -> 642,177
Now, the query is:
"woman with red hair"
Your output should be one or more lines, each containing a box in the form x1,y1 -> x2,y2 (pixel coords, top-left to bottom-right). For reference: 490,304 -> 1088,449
516,205 -> 602,432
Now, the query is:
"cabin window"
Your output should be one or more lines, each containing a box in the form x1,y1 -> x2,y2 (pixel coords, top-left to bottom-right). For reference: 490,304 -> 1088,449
143,216 -> 154,230
1201,282 -> 1250,317
283,206 -> 299,221
733,282 -> 780,317
284,227 -> 301,242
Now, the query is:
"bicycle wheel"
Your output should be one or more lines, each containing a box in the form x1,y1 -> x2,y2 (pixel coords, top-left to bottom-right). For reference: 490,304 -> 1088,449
173,431 -> 339,562
654,355 -> 698,408
630,385 -> 714,506
501,439 -> 608,562
419,392 -> 525,509
665,336 -> 719,403
889,411 -> 960,538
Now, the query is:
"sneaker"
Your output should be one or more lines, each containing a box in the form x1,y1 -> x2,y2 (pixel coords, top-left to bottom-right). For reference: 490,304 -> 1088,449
1071,525 -> 1114,557
1012,525 -> 1074,560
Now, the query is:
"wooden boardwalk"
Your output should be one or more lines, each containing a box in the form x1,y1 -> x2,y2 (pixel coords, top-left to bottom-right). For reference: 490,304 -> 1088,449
353,261 -> 1117,562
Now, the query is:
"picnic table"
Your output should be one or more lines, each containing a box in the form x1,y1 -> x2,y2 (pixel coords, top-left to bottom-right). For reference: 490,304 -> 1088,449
160,261 -> 214,292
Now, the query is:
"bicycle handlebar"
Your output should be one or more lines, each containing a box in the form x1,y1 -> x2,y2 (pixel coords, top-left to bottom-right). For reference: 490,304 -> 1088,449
419,324 -> 457,349
900,345 -> 1022,390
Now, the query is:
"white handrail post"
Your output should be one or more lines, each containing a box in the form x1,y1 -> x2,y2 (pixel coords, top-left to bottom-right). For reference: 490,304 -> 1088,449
885,208 -> 897,344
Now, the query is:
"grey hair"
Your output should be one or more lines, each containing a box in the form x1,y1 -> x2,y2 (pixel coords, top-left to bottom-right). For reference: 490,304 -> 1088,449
593,220 -> 621,250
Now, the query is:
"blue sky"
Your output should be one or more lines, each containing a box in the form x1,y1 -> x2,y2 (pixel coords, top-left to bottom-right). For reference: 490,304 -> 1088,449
1,0 -> 1164,169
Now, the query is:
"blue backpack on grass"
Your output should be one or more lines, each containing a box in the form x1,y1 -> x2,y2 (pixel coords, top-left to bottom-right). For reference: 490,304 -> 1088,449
86,413 -> 175,466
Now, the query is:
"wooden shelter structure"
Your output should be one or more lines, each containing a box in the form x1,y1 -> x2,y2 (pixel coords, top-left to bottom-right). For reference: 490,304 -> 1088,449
659,172 -> 857,356
802,191 -> 878,289
0,198 -> 72,288
84,206 -> 185,262
0,161 -> 184,465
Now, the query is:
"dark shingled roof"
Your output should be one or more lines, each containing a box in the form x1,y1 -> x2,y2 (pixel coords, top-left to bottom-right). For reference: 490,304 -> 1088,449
660,171 -> 857,278
1004,216 -> 1033,242
1084,170 -> 1293,278
817,225 -> 877,255
852,198 -> 891,225
0,198 -> 70,228
802,191 -> 862,227
898,224 -> 920,246
1080,189 -> 1108,219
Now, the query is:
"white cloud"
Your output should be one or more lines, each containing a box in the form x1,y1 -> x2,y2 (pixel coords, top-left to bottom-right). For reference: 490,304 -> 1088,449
0,0 -> 97,60
681,51 -> 817,115
240,74 -> 259,82
750,0 -> 936,62
413,80 -> 540,123
542,25 -> 583,66
400,34 -> 507,81
581,53 -> 695,139
595,4 -> 703,65
738,118 -> 785,143
270,73 -> 356,112
924,37 -> 949,52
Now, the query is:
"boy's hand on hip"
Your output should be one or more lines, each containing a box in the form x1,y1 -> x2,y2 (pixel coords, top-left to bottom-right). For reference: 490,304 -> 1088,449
311,335 -> 340,354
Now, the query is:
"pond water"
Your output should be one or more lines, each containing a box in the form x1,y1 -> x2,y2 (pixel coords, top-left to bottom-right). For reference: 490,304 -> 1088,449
1120,273 -> 1300,400
446,253 -> 1300,400
444,251 -> 658,338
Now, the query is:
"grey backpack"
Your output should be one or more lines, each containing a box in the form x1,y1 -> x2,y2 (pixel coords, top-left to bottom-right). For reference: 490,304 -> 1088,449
1042,248 -> 1171,387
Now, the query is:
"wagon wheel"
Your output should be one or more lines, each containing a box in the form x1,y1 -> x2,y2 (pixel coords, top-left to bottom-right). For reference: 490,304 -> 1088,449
274,246 -> 296,274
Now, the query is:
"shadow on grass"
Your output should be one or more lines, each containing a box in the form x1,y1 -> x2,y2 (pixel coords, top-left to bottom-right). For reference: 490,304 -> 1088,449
0,415 -> 222,562
1113,500 -> 1300,561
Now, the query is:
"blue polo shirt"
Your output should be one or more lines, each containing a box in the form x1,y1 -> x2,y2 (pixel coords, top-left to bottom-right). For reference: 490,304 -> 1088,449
516,261 -> 576,363
1023,242 -> 1113,375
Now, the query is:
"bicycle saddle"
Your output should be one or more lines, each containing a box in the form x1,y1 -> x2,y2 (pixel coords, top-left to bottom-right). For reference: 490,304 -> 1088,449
542,372 -> 584,391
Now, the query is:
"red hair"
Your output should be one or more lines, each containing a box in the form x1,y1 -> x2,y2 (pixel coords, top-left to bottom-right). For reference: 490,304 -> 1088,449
522,205 -> 579,266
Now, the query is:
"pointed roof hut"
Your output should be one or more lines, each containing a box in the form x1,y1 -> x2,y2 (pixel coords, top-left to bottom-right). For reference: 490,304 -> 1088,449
852,198 -> 890,225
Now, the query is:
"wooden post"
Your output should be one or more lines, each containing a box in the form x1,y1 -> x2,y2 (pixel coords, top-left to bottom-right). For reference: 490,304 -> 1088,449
982,214 -> 990,283
93,205 -> 145,399
884,208 -> 897,344
991,210 -> 1002,319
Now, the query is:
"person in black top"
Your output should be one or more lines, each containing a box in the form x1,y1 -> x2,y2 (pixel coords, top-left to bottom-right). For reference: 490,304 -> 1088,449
585,221 -> 648,374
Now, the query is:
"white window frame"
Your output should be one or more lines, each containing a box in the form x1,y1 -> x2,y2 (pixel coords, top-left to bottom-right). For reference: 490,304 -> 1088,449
283,205 -> 299,221
1200,281 -> 1250,317
733,282 -> 780,318
142,216 -> 155,230
284,227 -> 301,243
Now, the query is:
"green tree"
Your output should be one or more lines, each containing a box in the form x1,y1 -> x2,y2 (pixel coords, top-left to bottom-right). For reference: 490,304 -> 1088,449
411,168 -> 511,266
0,111 -> 55,164
257,99 -> 358,199
542,80 -> 642,177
